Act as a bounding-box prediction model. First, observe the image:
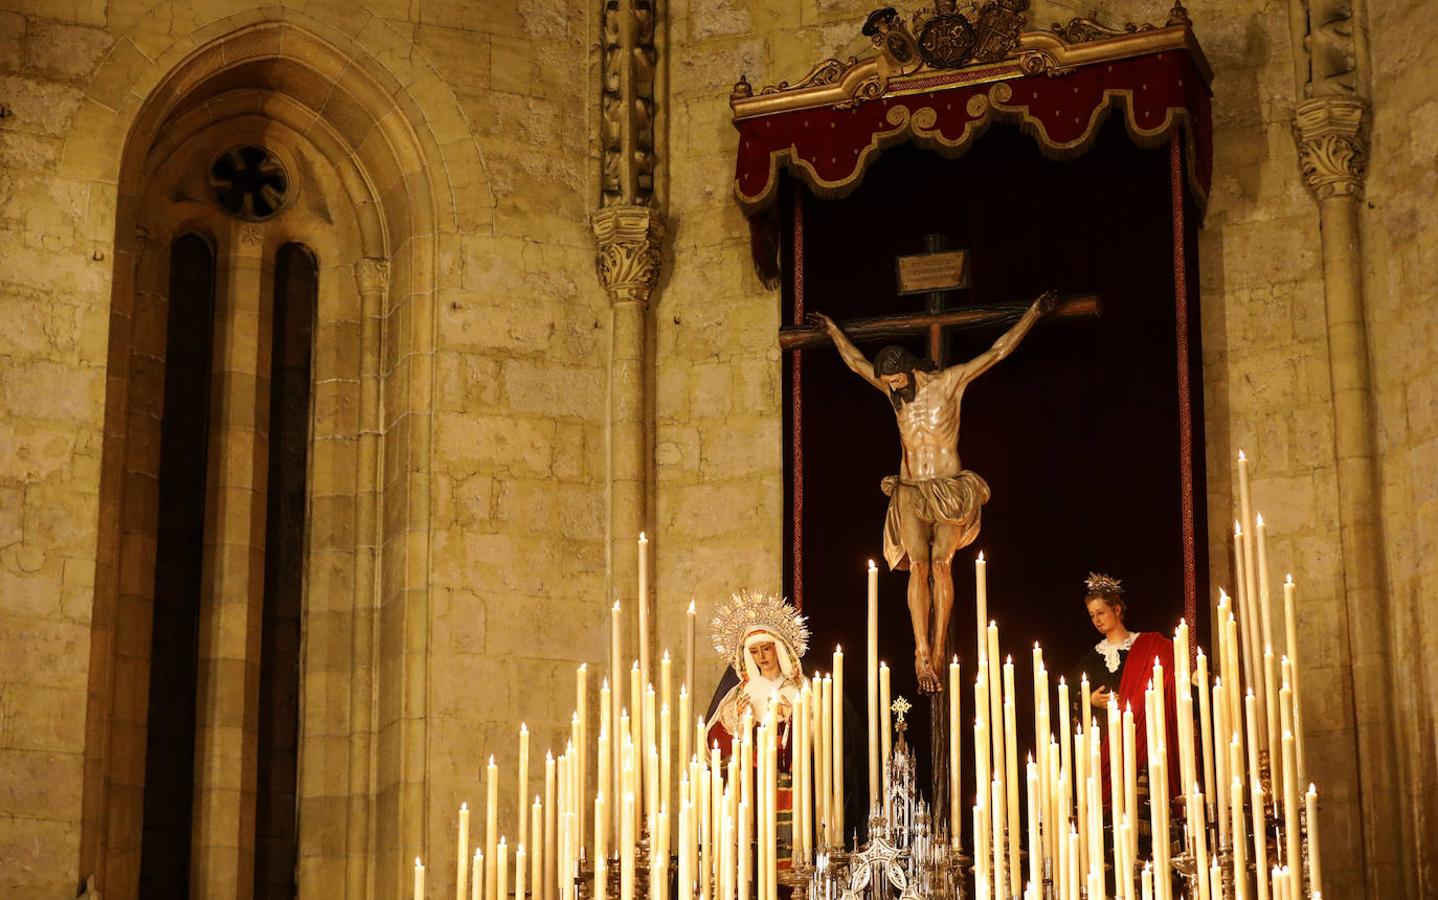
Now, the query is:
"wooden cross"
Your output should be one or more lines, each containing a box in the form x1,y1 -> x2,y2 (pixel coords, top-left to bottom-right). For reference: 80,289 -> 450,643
780,234 -> 1100,360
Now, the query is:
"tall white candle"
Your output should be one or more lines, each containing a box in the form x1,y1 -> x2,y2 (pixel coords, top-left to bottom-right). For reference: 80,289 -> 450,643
457,803 -> 470,900
1003,660 -> 1020,892
516,843 -> 527,900
867,560 -> 880,809
686,599 -> 697,703
638,532 -> 650,694
415,856 -> 425,900
612,601 -> 623,841
487,757 -> 499,900
1306,785 -> 1323,896
832,646 -> 845,844
948,656 -> 961,848
544,753 -> 557,900
577,665 -> 588,852
532,798 -> 543,900
975,552 -> 988,666
497,839 -> 507,900
594,793 -> 607,899
473,849 -> 484,900
621,792 -> 636,900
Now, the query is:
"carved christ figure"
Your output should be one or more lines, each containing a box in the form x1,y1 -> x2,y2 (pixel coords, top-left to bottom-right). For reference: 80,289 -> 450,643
809,292 -> 1056,693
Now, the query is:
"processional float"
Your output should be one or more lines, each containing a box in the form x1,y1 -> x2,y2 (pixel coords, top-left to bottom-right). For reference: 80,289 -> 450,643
413,1 -> 1325,897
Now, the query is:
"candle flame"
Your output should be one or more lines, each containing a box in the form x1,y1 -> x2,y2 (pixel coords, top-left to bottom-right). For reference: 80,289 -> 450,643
1006,654 -> 1012,664
867,558 -> 876,569
1238,449 -> 1247,462
631,660 -> 639,670
1286,573 -> 1294,584
415,856 -> 422,866
499,836 -> 507,847
952,655 -> 959,664
639,531 -> 647,541
835,644 -> 842,653
613,600 -> 621,612
1234,520 -> 1243,536
601,678 -> 609,690
520,721 -> 528,732
488,754 -> 495,765
978,550 -> 985,562
461,801 -> 468,811
662,649 -> 670,661
1256,512 -> 1265,526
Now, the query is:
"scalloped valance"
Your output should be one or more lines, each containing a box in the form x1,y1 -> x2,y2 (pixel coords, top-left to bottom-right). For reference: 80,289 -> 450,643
730,9 -> 1212,214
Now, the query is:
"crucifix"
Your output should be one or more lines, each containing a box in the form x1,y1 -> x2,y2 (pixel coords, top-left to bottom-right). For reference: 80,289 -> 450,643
782,234 -> 1098,828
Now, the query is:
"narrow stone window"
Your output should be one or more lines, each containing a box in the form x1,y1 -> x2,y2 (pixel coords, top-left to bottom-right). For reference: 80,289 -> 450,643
139,233 -> 216,897
254,242 -> 316,899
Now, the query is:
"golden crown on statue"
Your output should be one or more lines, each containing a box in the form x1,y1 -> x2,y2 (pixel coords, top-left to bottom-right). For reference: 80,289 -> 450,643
709,589 -> 810,672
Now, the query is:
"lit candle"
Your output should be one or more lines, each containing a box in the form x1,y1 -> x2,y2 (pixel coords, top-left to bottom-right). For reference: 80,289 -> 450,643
415,857 -> 425,900
1141,862 -> 1153,900
737,799 -> 750,900
1197,649 -> 1216,822
544,753 -> 556,900
576,665 -> 588,851
1306,785 -> 1323,896
678,685 -> 691,808
1058,676 -> 1072,816
1026,758 -> 1041,890
594,793 -> 607,900
867,560 -> 880,809
1282,720 -> 1300,895
1003,660 -> 1020,891
497,839 -> 507,900
631,663 -> 643,815
1123,704 -> 1137,864
457,803 -> 470,900
987,621 -> 1002,778
832,646 -> 844,843
797,682 -> 812,861
1255,513 -> 1278,751
638,532 -> 650,694
975,552 -> 988,667
819,674 -> 832,844
948,656 -> 961,848
661,700 -> 672,840
516,843 -> 527,900
686,599 -> 697,702
611,600 -> 623,841
1107,699 -> 1123,844
473,849 -> 484,900
486,757 -> 499,900
1250,780 -> 1270,900
532,798 -> 543,900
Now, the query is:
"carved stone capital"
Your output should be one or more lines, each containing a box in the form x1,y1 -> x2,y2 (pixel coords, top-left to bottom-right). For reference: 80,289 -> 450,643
591,205 -> 665,305
354,257 -> 390,294
1295,96 -> 1370,201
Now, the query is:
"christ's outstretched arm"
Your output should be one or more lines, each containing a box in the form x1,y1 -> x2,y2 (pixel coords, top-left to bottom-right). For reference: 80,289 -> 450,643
807,311 -> 885,391
945,290 -> 1058,385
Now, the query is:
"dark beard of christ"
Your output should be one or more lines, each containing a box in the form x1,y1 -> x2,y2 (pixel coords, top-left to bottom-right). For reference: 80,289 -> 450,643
874,345 -> 938,411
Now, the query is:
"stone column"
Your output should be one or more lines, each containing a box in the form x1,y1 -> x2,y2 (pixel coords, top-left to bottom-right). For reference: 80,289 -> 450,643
1294,96 -> 1406,897
345,256 -> 387,896
191,222 -> 273,900
593,206 -> 664,641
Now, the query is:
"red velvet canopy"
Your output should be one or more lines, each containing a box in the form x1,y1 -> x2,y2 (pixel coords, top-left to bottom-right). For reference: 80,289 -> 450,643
730,17 -> 1213,214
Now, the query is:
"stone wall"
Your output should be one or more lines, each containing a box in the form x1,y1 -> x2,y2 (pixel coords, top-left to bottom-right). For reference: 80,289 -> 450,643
0,9 -> 118,896
0,0 -> 611,896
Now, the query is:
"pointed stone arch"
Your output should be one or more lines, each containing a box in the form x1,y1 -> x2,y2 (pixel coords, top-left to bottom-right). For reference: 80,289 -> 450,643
77,13 -> 484,898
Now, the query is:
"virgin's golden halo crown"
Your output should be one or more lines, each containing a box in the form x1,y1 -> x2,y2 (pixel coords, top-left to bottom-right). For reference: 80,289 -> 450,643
709,589 -> 810,664
1084,571 -> 1124,596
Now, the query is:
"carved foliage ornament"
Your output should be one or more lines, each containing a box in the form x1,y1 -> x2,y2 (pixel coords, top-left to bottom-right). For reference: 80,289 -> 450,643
592,205 -> 665,304
1295,96 -> 1370,200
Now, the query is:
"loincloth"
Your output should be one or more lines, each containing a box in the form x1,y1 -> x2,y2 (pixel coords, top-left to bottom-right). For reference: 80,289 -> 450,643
880,471 -> 991,571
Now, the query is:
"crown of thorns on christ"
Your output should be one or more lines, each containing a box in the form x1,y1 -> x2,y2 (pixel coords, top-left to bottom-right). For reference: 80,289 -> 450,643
709,589 -> 810,666
1084,572 -> 1124,597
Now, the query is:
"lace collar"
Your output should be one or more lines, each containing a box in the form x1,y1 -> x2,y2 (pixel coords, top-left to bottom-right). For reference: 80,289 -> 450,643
1095,632 -> 1139,674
